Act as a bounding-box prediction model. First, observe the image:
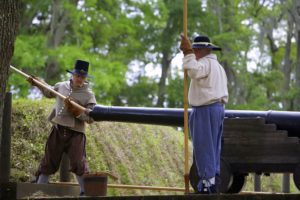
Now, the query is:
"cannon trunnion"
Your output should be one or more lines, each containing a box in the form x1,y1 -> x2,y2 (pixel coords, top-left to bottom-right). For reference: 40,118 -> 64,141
89,106 -> 300,193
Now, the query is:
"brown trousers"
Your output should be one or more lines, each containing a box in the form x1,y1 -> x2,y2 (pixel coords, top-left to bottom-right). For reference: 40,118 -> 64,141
36,125 -> 89,176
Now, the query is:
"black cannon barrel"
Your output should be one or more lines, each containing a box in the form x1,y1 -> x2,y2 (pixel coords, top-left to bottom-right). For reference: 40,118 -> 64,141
90,105 -> 184,127
90,105 -> 300,137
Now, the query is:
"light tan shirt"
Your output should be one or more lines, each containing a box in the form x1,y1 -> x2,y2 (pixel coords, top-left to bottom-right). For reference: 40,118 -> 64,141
41,80 -> 96,133
182,53 -> 228,106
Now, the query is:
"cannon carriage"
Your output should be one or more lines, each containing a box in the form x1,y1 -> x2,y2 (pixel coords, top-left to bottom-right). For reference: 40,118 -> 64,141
90,106 -> 300,193
190,117 -> 300,193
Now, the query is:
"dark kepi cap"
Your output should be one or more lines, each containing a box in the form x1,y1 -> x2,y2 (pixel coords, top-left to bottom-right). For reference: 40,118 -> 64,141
67,60 -> 90,77
192,35 -> 221,51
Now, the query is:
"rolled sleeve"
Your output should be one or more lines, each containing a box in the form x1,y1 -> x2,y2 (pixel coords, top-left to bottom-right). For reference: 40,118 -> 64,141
182,54 -> 210,79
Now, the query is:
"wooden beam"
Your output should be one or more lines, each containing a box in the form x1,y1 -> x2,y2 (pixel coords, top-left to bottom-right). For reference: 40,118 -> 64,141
0,92 -> 12,182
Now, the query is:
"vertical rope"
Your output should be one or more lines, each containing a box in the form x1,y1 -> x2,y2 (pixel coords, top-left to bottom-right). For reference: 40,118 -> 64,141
183,0 -> 190,194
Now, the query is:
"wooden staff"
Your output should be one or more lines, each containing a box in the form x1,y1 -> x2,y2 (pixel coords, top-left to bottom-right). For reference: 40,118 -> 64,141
107,184 -> 184,192
9,65 -> 86,112
183,0 -> 190,194
53,182 -> 185,192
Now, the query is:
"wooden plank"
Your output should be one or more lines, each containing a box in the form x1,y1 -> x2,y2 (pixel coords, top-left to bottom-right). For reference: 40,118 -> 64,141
222,143 -> 300,157
224,156 -> 300,164
12,192 -> 300,200
223,130 -> 287,138
16,182 -> 79,199
230,163 -> 297,173
3,182 -> 300,200
0,92 -> 12,182
0,182 -> 16,200
223,136 -> 299,144
224,117 -> 266,125
223,124 -> 277,132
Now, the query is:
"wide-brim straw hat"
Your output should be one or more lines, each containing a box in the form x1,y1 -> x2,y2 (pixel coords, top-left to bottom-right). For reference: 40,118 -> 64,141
192,35 -> 221,51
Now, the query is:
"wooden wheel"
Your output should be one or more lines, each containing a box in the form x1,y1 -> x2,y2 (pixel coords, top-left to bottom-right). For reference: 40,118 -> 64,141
293,164 -> 300,190
189,154 -> 199,193
226,174 -> 246,193
219,157 -> 233,193
189,155 -> 234,193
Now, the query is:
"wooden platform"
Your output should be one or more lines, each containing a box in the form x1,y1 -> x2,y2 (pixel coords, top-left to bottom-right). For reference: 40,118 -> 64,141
31,194 -> 300,200
1,182 -> 300,200
0,182 -> 79,199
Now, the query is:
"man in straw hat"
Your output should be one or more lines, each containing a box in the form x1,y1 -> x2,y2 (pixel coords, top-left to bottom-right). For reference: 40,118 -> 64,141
27,59 -> 97,196
180,34 -> 228,194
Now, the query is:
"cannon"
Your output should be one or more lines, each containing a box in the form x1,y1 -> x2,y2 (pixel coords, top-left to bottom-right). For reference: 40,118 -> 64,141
90,106 -> 300,137
90,106 -> 300,193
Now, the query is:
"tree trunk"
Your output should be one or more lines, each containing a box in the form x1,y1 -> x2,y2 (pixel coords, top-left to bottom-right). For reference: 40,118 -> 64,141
212,0 -> 223,33
45,0 -> 72,83
295,29 -> 300,110
214,0 -> 238,105
156,51 -> 172,107
0,0 -> 20,150
155,5 -> 179,108
281,12 -> 293,110
292,0 -> 300,110
222,60 -> 237,104
266,30 -> 279,70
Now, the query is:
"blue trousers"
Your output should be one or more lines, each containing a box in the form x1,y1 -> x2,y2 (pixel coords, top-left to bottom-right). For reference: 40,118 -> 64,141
189,103 -> 224,191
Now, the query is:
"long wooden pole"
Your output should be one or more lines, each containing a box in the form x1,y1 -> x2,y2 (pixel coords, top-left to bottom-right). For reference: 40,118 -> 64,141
9,65 -> 86,112
53,182 -> 185,192
183,0 -> 190,194
107,184 -> 184,191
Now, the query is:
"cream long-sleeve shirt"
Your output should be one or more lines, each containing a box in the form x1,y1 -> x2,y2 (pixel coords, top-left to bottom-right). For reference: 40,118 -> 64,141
182,53 -> 228,106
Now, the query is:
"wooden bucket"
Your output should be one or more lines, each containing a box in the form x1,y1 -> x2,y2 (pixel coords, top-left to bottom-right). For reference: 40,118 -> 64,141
83,173 -> 108,196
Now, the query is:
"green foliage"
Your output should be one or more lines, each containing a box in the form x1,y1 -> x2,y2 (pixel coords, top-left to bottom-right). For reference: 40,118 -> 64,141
9,0 -> 300,111
10,99 -> 53,181
13,35 -> 47,71
167,74 -> 184,108
118,76 -> 158,106
9,35 -> 48,97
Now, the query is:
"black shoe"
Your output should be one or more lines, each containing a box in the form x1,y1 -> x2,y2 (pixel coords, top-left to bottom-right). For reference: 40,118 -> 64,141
80,192 -> 85,196
208,184 -> 218,194
30,177 -> 37,183
197,184 -> 217,194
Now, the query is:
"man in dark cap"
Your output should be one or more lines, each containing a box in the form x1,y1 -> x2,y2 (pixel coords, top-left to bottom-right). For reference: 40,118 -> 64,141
27,60 -> 97,196
180,34 -> 228,194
